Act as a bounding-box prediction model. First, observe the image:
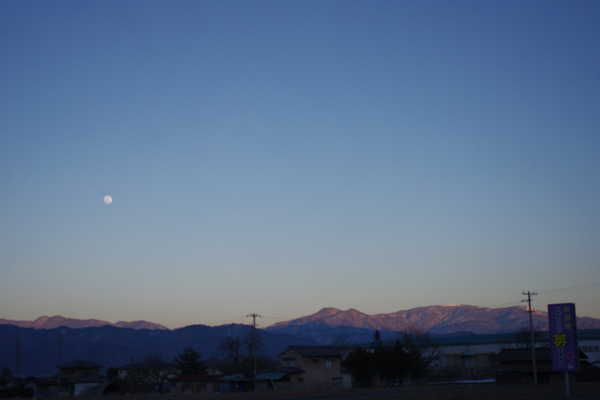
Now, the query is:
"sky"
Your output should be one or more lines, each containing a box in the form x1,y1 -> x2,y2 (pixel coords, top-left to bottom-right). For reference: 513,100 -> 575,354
1,1 -> 599,330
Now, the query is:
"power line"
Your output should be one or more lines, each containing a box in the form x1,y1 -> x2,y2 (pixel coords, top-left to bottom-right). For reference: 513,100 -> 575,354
489,300 -> 522,308
538,281 -> 600,295
206,316 -> 251,325
489,281 -> 600,309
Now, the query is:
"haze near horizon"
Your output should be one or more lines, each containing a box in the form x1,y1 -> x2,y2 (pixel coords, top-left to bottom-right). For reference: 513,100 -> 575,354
1,1 -> 599,329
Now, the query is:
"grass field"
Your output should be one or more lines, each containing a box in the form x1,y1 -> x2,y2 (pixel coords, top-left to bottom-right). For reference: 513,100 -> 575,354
98,383 -> 600,400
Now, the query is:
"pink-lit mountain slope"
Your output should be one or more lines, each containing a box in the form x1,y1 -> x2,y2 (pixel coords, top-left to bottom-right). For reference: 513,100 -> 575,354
0,315 -> 168,330
267,305 -> 600,335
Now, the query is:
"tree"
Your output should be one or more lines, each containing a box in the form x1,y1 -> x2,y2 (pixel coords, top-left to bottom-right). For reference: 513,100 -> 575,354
218,335 -> 243,372
371,330 -> 383,351
401,327 -> 440,381
218,332 -> 274,376
0,368 -> 13,386
502,326 -> 547,349
330,333 -> 349,352
243,331 -> 264,361
174,347 -> 206,375
140,352 -> 175,392
342,347 -> 375,382
376,339 -> 410,382
106,367 -> 118,381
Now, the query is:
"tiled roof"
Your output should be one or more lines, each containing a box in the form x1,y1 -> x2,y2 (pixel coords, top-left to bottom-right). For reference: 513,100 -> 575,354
116,362 -> 144,371
283,346 -> 341,358
69,378 -> 103,384
169,375 -> 223,382
60,359 -> 103,369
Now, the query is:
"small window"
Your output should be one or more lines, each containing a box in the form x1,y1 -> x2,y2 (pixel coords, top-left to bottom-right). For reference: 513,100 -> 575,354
594,346 -> 600,352
325,359 -> 332,369
333,377 -> 342,385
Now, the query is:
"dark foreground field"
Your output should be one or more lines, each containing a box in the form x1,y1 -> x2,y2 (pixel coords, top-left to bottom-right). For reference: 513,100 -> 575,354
95,383 -> 600,400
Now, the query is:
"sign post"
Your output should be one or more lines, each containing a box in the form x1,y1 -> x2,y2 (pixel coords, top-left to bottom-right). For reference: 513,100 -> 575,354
548,303 -> 579,398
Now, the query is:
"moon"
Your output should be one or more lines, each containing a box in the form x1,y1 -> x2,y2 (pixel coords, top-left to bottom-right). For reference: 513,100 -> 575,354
103,195 -> 113,205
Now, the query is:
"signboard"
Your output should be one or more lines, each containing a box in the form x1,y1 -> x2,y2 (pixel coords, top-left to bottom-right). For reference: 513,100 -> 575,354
548,303 -> 579,372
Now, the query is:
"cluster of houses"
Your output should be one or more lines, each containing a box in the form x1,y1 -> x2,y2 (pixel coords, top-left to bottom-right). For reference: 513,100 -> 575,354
3,329 -> 600,396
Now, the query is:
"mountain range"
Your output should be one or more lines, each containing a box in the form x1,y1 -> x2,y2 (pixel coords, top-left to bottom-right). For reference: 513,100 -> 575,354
0,324 -> 317,377
4,305 -> 600,337
3,304 -> 600,376
264,305 -> 600,344
0,316 -> 168,330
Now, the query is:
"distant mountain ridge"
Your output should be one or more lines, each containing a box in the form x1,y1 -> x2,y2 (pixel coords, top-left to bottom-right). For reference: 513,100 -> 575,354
0,315 -> 168,330
0,323 -> 317,376
266,305 -> 600,344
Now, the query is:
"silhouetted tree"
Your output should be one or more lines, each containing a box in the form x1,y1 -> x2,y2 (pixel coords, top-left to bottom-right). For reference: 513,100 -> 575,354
330,333 -> 349,352
218,335 -> 243,373
174,347 -> 206,375
402,327 -> 440,381
342,347 -> 375,382
140,352 -> 175,391
376,339 -> 410,382
371,330 -> 383,351
106,367 -> 119,381
502,326 -> 547,349
0,368 -> 13,386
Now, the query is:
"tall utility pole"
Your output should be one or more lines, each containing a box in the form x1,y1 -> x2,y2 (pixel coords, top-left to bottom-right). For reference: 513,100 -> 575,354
246,313 -> 262,392
522,291 -> 538,384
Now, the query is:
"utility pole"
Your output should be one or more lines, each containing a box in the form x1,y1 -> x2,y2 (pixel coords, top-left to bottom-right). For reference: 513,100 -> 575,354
246,313 -> 262,392
522,291 -> 538,384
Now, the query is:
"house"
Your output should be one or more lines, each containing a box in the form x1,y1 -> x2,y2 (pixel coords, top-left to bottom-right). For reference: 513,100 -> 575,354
116,362 -> 144,380
217,373 -> 251,393
168,375 -> 222,394
59,359 -> 103,378
578,329 -> 600,366
69,377 -> 103,396
276,346 -> 349,390
488,348 -> 598,384
256,367 -> 304,391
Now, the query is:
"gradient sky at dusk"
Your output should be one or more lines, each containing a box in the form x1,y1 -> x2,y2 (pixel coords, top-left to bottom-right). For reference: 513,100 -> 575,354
1,1 -> 599,329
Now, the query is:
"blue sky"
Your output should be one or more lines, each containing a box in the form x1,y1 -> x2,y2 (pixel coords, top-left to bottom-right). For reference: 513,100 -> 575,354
1,1 -> 599,329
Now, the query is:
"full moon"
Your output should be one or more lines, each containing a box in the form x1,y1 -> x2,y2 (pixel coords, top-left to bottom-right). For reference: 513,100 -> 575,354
103,195 -> 113,205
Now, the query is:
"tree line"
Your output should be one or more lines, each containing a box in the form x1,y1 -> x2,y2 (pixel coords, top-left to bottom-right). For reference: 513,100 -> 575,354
341,328 -> 440,384
106,330 -> 275,393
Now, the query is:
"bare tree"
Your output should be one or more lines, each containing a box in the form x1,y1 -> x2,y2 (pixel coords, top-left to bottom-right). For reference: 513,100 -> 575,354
218,332 -> 274,376
402,326 -> 441,380
140,352 -> 175,392
218,335 -> 244,372
330,333 -> 349,352
243,331 -> 264,358
502,326 -> 547,349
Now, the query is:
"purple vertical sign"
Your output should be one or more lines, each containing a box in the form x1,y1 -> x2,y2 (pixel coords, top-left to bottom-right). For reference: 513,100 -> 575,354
548,303 -> 579,372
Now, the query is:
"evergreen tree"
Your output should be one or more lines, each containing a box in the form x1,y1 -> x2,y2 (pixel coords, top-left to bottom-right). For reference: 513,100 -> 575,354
174,347 -> 206,375
342,347 -> 375,382
370,329 -> 383,351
